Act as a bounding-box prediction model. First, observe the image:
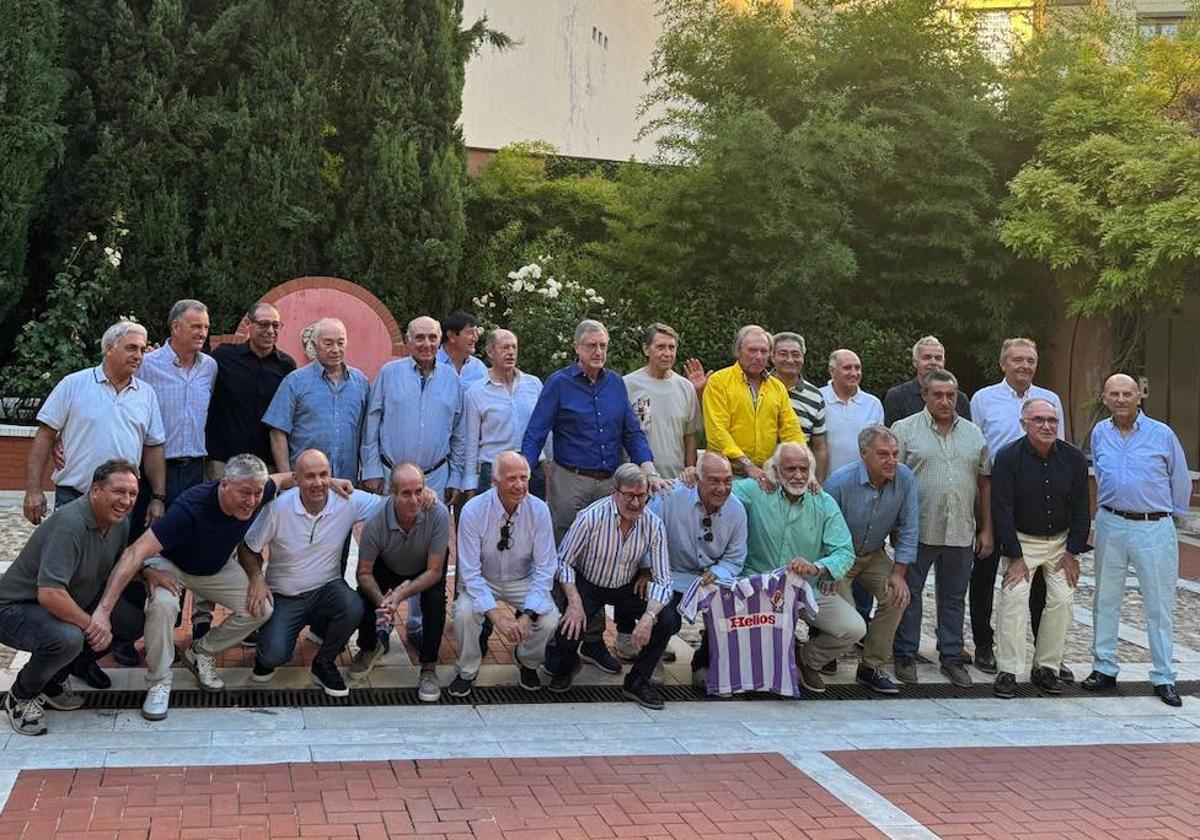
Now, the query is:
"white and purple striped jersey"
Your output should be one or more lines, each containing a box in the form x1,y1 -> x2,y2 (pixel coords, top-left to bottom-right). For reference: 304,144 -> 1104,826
679,569 -> 817,697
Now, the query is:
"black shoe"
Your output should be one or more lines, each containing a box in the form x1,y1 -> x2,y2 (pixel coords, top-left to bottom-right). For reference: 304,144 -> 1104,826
974,646 -> 997,674
993,672 -> 1017,699
240,629 -> 259,648
1030,666 -> 1062,695
819,659 -> 838,676
478,618 -> 493,653
545,663 -> 579,693
1058,665 -> 1075,684
311,662 -> 349,698
516,658 -> 542,692
622,676 -> 664,711
70,659 -> 111,690
192,620 -> 210,642
579,642 -> 622,675
856,665 -> 899,695
249,661 -> 275,683
113,642 -> 139,667
1154,684 -> 1182,707
447,674 -> 474,698
1081,670 -> 1118,692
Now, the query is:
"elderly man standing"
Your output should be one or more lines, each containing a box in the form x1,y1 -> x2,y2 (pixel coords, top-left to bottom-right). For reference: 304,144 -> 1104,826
241,449 -> 381,697
990,399 -> 1088,699
1084,374 -> 1191,707
438,311 -> 488,390
891,370 -> 992,688
522,319 -> 663,544
653,452 -> 748,685
264,318 -> 370,482
0,460 -> 145,736
823,426 -> 918,694
449,451 -> 559,697
543,463 -> 681,709
733,442 -> 860,694
463,329 -> 546,500
968,337 -> 1066,676
771,332 -> 828,481
205,301 -> 296,479
625,323 -> 701,480
883,335 -> 972,427
704,325 -> 805,489
821,350 -> 884,475
352,463 -> 451,703
24,320 -> 166,524
94,455 -> 309,721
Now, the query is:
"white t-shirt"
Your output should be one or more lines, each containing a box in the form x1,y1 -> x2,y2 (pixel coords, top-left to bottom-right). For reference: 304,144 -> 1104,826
244,488 -> 384,596
624,368 -> 701,478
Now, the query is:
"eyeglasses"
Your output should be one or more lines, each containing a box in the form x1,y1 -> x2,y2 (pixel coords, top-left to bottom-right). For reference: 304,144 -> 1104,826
252,319 -> 283,331
616,489 -> 649,504
774,351 -> 804,360
497,517 -> 513,551
1027,416 -> 1059,427
700,514 -> 714,543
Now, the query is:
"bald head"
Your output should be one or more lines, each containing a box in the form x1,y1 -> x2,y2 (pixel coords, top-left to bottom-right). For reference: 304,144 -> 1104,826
390,462 -> 424,491
828,348 -> 863,394
1104,373 -> 1138,392
407,316 -> 440,370
295,449 -> 330,472
494,450 -> 530,480
1102,372 -> 1142,426
295,448 -> 332,509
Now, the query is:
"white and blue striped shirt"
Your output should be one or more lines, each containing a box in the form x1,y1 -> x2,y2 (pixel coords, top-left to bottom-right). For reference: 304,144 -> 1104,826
137,345 -> 217,459
557,496 -> 672,605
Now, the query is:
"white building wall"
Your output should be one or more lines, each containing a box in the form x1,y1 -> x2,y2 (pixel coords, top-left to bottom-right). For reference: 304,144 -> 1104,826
461,0 -> 664,161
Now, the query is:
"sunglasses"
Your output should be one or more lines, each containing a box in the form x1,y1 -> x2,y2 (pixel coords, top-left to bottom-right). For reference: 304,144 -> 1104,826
251,319 -> 283,331
497,517 -> 513,551
700,514 -> 714,543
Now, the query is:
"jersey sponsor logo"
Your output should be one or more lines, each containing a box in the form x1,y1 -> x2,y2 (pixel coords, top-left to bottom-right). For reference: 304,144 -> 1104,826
720,612 -> 776,631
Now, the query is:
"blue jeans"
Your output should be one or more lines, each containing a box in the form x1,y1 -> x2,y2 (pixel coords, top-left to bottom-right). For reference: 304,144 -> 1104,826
1092,509 -> 1178,686
256,579 -> 363,670
0,597 -> 144,700
893,544 -> 974,666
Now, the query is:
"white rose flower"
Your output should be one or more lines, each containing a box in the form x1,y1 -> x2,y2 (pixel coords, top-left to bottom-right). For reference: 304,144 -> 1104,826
86,232 -> 98,242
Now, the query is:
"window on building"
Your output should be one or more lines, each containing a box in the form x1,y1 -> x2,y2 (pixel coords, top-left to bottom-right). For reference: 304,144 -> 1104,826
1139,17 -> 1185,38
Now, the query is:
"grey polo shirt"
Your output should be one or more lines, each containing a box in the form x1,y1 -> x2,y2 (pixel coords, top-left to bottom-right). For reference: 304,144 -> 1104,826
0,496 -> 129,608
358,499 -> 450,577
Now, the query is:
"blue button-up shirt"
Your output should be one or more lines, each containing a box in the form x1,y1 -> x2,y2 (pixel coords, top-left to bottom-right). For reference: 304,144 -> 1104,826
522,363 -> 653,473
360,357 -> 466,491
456,488 -> 557,615
823,460 -> 920,565
137,344 -> 218,459
262,362 -> 370,481
970,381 -> 1065,456
646,482 -> 747,593
1091,412 -> 1191,517
437,346 -> 488,390
463,371 -> 546,491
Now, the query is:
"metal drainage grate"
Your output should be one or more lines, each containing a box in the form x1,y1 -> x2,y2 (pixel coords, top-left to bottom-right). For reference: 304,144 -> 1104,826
7,680 -> 1197,710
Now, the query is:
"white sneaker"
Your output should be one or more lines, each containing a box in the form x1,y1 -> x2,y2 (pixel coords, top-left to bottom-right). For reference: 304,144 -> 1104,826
616,632 -> 638,661
142,683 -> 171,721
418,671 -> 441,703
184,645 -> 224,691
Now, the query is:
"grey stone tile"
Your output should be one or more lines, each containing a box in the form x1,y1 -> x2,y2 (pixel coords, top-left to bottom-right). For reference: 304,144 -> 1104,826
934,697 -> 1099,719
2,749 -> 108,770
311,742 -> 506,762
5,729 -> 211,751
39,709 -> 119,732
501,738 -> 685,757
104,745 -> 313,767
475,702 -> 655,725
1074,695 -> 1197,717
996,729 -> 1160,747
842,732 -> 1012,750
113,707 -> 305,732
302,705 -> 484,729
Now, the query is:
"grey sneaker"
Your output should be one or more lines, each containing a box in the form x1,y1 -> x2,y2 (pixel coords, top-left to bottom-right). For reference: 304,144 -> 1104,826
940,661 -> 973,689
5,693 -> 47,736
616,632 -> 638,661
894,658 -> 918,684
183,644 -> 224,691
349,646 -> 385,677
418,670 -> 441,703
39,682 -> 85,711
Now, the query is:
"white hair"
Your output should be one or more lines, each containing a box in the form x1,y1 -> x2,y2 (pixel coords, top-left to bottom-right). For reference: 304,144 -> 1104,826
222,454 -> 269,484
100,320 -> 148,353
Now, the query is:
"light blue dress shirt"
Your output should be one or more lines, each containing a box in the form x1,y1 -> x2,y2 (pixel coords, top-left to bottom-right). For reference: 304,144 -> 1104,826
823,460 -> 920,565
262,362 -> 369,481
970,381 -> 1065,456
1091,412 -> 1191,517
645,482 -> 747,593
137,345 -> 218,459
361,358 -> 466,491
437,347 -> 488,390
455,488 -> 557,615
463,371 -> 545,491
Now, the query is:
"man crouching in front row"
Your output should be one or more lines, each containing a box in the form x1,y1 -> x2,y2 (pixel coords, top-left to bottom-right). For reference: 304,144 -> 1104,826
0,459 -> 145,735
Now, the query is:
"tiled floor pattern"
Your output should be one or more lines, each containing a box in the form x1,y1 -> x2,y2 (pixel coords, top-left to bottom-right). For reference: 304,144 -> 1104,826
830,742 -> 1200,839
0,753 -> 884,840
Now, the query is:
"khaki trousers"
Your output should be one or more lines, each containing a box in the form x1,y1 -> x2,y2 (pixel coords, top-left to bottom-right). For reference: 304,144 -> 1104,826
995,531 -> 1073,676
840,549 -> 903,669
453,576 -> 560,680
798,589 -> 867,668
549,466 -> 610,544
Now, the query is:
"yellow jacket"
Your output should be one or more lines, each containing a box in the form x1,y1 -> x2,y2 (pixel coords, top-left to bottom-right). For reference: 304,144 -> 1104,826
703,364 -> 805,466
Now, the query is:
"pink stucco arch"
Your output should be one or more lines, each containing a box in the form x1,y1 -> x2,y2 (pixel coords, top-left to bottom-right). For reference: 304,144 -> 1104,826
210,277 -> 406,382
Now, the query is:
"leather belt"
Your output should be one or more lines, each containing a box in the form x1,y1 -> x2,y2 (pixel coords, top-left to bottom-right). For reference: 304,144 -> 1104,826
380,456 -> 447,476
557,463 -> 612,481
166,457 -> 202,466
1101,505 -> 1170,522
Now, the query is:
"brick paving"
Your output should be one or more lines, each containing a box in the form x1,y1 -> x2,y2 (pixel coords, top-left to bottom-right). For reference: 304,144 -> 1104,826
829,742 -> 1200,839
0,753 -> 885,840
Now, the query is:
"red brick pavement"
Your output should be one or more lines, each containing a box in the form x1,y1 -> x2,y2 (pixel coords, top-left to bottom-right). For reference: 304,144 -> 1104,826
0,754 -> 885,840
829,743 -> 1200,839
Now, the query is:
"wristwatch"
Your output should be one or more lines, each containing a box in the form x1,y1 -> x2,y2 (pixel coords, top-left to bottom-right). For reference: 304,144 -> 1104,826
152,493 -> 167,502
518,608 -> 539,622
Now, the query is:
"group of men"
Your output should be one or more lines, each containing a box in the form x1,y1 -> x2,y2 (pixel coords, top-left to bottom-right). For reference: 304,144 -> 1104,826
1,300 -> 1190,737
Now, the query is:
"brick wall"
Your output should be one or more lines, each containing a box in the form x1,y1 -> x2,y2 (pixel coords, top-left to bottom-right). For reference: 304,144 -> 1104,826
0,430 -> 53,491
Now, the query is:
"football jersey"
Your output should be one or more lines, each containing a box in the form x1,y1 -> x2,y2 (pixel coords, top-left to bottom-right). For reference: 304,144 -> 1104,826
678,569 -> 817,697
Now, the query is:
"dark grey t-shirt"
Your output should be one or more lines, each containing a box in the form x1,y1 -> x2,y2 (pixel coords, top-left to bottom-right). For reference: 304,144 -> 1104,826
358,500 -> 450,577
0,496 -> 129,608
